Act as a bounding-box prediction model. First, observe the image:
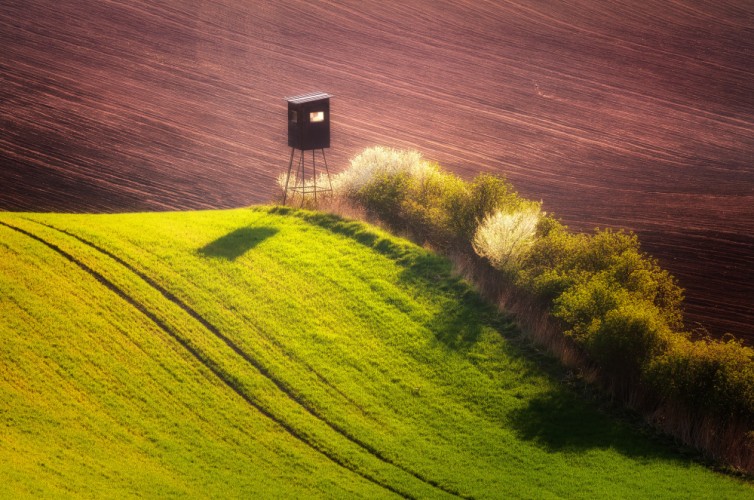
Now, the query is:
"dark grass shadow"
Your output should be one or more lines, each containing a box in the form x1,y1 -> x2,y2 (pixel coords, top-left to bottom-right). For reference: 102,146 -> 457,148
510,391 -> 631,453
506,390 -> 702,465
275,208 -> 521,354
275,208 -> 511,347
273,207 -> 705,464
198,226 -> 278,260
272,207 -> 415,263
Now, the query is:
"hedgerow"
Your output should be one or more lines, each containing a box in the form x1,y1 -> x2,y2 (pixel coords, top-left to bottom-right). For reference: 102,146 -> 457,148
647,336 -> 754,420
321,146 -> 754,472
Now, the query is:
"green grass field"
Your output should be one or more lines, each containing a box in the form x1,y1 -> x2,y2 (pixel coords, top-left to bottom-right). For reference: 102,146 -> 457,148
0,207 -> 750,498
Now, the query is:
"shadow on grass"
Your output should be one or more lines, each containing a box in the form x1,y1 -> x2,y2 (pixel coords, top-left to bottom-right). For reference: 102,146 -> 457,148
274,207 -> 511,346
273,207 -> 698,463
271,207 -> 414,262
511,391 -> 629,452
198,226 -> 278,260
507,389 -> 700,466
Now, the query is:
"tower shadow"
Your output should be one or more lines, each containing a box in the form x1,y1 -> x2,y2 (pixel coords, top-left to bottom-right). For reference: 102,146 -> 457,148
198,226 -> 278,260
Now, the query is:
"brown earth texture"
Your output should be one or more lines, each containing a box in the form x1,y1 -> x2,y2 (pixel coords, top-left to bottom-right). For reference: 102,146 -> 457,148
1,1 -> 753,342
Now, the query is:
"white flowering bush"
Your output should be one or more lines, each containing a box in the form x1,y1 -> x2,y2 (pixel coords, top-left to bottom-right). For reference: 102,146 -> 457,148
331,146 -> 437,197
472,204 -> 541,272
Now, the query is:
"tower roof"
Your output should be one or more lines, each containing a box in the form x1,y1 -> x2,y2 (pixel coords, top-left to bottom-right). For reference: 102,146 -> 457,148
285,91 -> 333,104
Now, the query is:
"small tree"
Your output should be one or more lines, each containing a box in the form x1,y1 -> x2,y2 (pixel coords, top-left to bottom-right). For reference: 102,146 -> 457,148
472,204 -> 541,273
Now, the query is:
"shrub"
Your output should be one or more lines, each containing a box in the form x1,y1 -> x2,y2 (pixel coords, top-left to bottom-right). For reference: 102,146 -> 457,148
516,221 -> 583,299
354,171 -> 413,229
334,146 -> 440,235
472,204 -> 541,274
583,297 -> 674,387
445,174 -> 523,242
331,146 -> 428,197
518,227 -> 684,327
607,247 -> 684,331
552,271 -> 624,341
646,336 -> 754,420
400,168 -> 467,244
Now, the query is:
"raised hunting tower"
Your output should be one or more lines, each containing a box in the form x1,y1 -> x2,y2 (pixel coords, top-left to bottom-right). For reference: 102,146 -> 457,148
282,92 -> 333,204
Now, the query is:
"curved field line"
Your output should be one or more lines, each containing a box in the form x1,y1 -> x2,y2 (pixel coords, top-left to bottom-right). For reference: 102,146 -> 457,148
0,220 -> 416,499
35,221 -> 372,417
17,219 -> 470,500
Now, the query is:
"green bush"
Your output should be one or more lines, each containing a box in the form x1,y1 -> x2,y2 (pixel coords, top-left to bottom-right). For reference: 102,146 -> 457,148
446,174 -> 522,242
519,227 -> 684,327
516,221 -> 582,300
607,246 -> 684,330
355,171 -> 413,229
646,336 -> 754,420
589,299 -> 674,384
552,271 -> 625,341
402,168 -> 467,245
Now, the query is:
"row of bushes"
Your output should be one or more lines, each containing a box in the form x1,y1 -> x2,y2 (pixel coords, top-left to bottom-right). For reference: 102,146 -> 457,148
294,146 -> 754,471
330,147 -> 534,250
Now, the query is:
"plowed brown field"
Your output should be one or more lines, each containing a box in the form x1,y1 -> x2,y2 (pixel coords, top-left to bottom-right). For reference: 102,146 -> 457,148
2,1 -> 752,341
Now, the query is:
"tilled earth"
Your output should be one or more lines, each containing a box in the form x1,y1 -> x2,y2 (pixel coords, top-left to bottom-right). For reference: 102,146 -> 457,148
1,1 -> 752,341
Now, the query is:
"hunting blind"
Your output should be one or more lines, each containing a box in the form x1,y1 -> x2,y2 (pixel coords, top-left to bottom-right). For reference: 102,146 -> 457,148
282,91 -> 333,204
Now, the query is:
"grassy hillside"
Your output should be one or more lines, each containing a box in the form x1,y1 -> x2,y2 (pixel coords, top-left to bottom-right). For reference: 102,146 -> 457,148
0,207 -> 750,498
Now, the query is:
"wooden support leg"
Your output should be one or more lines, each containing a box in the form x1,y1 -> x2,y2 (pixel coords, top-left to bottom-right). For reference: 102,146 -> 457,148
282,147 -> 296,205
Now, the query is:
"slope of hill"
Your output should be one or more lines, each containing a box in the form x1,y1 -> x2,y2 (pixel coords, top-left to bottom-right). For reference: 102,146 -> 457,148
1,1 -> 752,341
0,207 -> 750,498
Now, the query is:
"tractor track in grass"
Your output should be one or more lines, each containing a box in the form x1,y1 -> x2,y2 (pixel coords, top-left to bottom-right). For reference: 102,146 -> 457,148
5,218 -> 469,500
0,220 -> 414,499
34,220 -> 373,419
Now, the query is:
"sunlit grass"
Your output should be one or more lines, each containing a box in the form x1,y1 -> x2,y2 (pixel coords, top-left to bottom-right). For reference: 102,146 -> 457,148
0,207 -> 750,498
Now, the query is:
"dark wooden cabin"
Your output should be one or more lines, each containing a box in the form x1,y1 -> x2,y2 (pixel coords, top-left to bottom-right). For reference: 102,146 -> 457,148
286,92 -> 332,151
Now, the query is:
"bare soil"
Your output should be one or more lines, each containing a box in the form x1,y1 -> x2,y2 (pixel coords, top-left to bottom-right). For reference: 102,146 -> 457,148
1,1 -> 752,341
